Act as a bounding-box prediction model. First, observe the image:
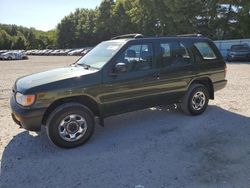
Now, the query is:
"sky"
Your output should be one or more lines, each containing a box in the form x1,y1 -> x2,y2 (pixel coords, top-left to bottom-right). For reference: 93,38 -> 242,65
0,0 -> 102,31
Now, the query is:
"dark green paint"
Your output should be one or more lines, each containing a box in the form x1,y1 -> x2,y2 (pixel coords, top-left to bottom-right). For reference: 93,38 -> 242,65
12,37 -> 227,129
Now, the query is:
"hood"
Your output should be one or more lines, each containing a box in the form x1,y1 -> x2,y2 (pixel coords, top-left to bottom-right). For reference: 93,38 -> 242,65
16,65 -> 98,92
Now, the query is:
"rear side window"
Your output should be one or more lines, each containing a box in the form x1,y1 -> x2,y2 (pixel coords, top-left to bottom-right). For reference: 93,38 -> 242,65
159,42 -> 192,67
194,42 -> 217,60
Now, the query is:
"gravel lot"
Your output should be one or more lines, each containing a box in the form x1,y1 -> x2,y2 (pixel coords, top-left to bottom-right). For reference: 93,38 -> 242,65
0,56 -> 250,188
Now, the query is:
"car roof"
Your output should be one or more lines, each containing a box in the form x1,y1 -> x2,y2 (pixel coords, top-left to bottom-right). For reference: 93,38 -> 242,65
109,33 -> 211,43
110,36 -> 210,43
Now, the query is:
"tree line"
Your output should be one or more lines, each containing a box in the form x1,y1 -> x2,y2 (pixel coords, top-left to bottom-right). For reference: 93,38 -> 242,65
0,24 -> 56,50
1,0 -> 250,50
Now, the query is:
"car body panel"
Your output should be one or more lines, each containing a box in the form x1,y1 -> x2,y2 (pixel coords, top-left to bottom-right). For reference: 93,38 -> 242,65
15,66 -> 98,93
10,36 -> 227,131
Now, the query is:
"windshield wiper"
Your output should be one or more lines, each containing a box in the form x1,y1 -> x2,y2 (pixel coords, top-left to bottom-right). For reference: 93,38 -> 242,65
76,63 -> 99,70
79,63 -> 91,69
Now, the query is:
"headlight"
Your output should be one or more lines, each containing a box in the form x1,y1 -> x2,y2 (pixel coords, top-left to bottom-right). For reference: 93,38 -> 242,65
15,92 -> 36,106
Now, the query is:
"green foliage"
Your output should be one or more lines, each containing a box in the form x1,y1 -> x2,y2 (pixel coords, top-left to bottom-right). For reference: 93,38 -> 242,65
1,0 -> 250,50
11,31 -> 28,49
56,8 -> 98,48
56,0 -> 250,48
0,24 -> 56,50
0,29 -> 12,49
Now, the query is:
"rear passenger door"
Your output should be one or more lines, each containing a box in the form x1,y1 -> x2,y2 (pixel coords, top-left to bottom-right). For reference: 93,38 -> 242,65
153,40 -> 196,104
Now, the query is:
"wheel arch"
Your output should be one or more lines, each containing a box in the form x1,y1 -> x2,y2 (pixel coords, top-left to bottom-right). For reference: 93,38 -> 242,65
42,95 -> 101,125
188,77 -> 214,99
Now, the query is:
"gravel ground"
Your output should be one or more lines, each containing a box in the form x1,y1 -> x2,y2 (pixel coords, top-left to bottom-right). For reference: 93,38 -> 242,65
0,56 -> 250,188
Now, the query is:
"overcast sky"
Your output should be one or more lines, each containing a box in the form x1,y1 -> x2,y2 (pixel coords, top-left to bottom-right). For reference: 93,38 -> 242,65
0,0 -> 102,31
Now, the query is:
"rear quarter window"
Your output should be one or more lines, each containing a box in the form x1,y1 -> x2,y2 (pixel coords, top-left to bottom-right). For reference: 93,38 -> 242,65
194,42 -> 217,60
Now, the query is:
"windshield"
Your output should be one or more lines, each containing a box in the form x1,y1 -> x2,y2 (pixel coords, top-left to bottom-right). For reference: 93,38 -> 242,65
76,40 -> 126,69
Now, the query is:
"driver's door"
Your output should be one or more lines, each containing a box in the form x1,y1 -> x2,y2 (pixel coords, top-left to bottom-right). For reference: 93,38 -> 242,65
100,41 -> 161,117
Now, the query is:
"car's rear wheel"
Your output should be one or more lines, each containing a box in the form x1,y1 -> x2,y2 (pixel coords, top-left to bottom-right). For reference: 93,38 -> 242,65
46,102 -> 95,148
180,84 -> 209,115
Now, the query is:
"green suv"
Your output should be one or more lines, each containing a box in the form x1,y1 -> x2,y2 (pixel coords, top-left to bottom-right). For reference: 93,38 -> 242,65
10,34 -> 227,148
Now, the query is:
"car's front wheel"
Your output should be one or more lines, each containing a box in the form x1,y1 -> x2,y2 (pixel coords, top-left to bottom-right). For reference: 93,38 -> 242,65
46,102 -> 95,148
180,84 -> 209,115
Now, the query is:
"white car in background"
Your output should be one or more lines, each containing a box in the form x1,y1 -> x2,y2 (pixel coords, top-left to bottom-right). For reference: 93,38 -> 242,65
68,48 -> 85,56
0,52 -> 28,60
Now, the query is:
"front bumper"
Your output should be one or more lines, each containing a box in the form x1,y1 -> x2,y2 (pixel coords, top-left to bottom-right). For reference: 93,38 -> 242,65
214,80 -> 227,92
10,96 -> 46,131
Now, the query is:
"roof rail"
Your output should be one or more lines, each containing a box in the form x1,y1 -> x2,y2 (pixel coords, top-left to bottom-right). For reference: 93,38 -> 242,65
111,33 -> 144,40
177,33 -> 204,37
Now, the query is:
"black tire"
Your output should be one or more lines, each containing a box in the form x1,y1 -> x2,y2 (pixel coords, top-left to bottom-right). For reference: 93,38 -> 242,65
46,102 -> 95,148
180,84 -> 209,115
7,57 -> 12,60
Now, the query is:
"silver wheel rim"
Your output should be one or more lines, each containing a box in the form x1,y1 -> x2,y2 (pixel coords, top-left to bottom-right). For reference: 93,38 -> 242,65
58,114 -> 87,142
192,91 -> 206,111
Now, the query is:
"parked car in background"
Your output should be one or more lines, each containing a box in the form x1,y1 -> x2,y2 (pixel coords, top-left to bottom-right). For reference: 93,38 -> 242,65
13,48 -> 94,57
25,50 -> 33,55
227,44 -> 250,61
21,53 -> 28,59
39,49 -> 49,55
68,48 -> 85,56
0,50 -> 8,55
2,48 -> 93,57
44,49 -> 54,56
50,49 -> 61,56
63,49 -> 74,56
0,52 -> 28,60
30,50 -> 39,55
57,49 -> 71,56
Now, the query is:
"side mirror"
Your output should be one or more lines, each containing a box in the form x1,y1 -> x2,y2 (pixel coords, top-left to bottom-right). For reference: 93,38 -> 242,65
113,62 -> 127,74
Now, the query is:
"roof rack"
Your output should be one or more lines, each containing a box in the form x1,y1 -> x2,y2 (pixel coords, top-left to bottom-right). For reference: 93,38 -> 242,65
111,33 -> 144,40
177,33 -> 204,37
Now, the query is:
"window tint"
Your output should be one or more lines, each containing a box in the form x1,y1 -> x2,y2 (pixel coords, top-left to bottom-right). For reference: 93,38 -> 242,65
159,42 -> 191,67
116,43 -> 153,72
194,42 -> 217,60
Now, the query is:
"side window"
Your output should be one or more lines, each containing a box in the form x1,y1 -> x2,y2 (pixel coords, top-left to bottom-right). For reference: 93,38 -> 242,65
116,43 -> 153,72
194,42 -> 217,60
160,43 -> 171,67
160,43 -> 171,57
159,42 -> 191,67
180,43 -> 190,59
